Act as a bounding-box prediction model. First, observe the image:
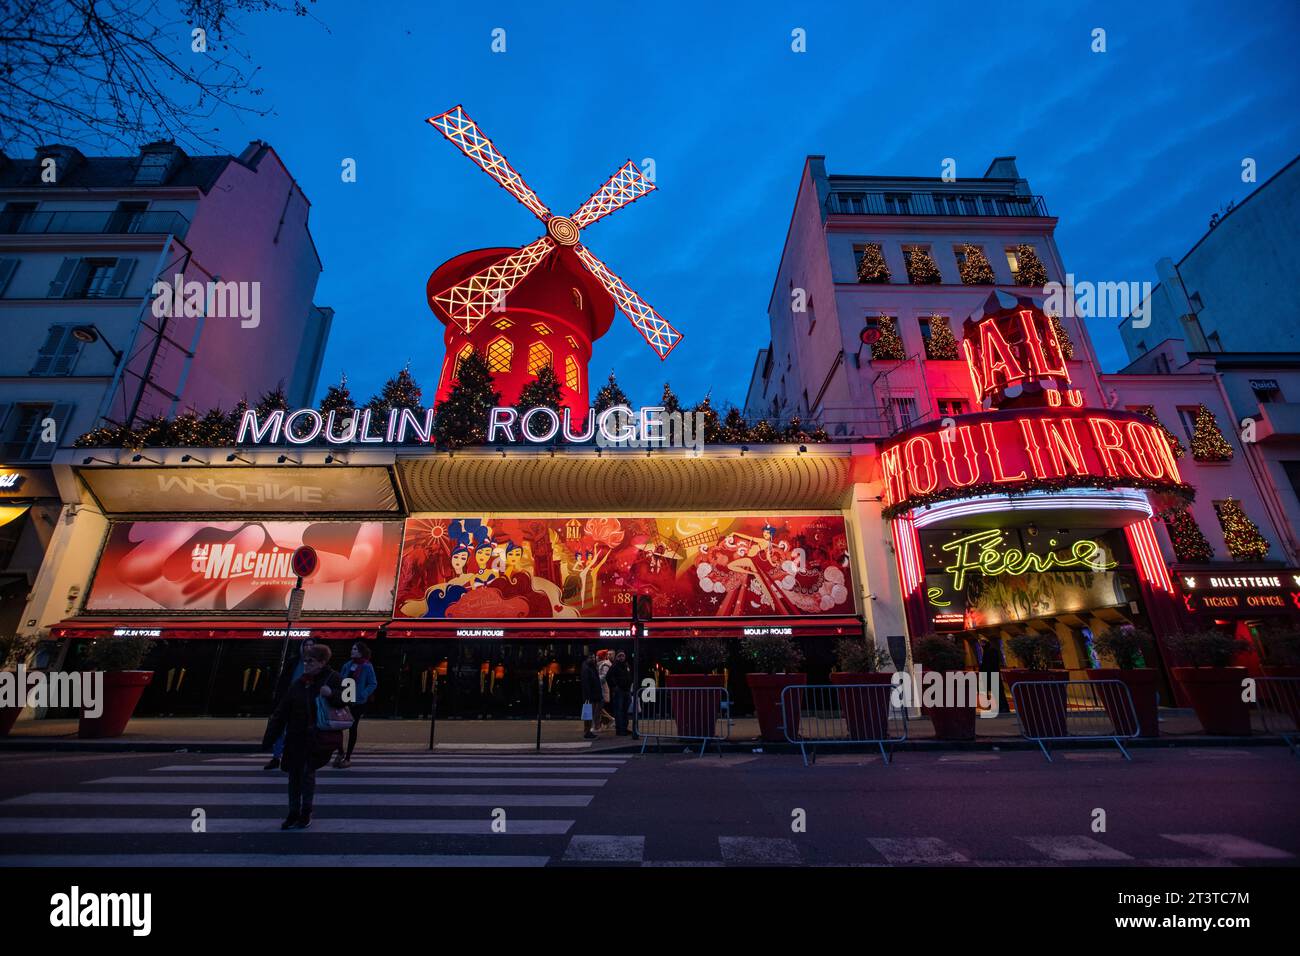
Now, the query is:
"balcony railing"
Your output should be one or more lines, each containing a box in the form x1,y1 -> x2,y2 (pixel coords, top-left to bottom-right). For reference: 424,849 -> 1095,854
0,210 -> 190,238
827,191 -> 1049,218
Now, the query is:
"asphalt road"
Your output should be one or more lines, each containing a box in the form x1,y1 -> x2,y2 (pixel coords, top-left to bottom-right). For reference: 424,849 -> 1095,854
0,746 -> 1296,867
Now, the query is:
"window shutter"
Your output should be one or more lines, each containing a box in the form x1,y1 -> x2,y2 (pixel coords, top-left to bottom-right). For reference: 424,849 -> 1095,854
27,402 -> 73,461
0,258 -> 17,296
47,257 -> 79,298
51,326 -> 84,375
106,258 -> 137,297
30,325 -> 68,375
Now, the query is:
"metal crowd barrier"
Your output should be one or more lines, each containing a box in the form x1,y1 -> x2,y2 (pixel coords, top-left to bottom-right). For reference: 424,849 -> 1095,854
1255,676 -> 1300,756
636,685 -> 733,756
1010,679 -> 1139,762
779,683 -> 908,767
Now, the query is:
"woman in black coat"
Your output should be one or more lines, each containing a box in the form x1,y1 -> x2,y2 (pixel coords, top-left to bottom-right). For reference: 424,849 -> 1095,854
261,644 -> 344,830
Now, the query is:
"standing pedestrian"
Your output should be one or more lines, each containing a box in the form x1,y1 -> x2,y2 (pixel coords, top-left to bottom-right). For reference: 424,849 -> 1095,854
263,637 -> 315,770
608,651 -> 632,736
596,649 -> 615,730
261,644 -> 343,830
334,641 -> 378,768
580,651 -> 602,740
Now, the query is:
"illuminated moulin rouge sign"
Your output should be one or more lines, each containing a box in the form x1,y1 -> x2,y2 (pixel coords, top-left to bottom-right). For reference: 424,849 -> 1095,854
879,408 -> 1191,516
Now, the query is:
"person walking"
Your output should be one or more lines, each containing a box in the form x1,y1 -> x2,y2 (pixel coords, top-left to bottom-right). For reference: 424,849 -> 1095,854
261,644 -> 343,830
580,651 -> 602,740
334,641 -> 378,768
596,649 -> 615,730
263,637 -> 315,770
607,651 -> 632,736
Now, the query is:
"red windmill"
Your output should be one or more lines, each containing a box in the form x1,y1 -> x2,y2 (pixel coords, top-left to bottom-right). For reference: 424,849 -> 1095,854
426,105 -> 683,416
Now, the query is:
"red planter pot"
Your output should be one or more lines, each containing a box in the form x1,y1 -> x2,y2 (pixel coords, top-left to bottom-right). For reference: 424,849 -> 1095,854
1003,670 -> 1069,738
925,701 -> 977,740
830,672 -> 894,740
1173,666 -> 1250,736
78,671 -> 153,739
745,673 -> 806,742
665,673 -> 725,738
1087,668 -> 1159,737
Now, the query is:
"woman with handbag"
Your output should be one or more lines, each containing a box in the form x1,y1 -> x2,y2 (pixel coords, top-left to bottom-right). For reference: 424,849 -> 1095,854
580,651 -> 602,740
261,644 -> 347,830
333,641 -> 378,769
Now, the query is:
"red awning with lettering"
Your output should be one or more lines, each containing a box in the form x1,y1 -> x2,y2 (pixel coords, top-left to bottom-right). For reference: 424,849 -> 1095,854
50,619 -> 386,641
384,616 -> 863,639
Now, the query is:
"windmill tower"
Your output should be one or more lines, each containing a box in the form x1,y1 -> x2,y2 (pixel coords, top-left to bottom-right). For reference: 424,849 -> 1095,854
426,106 -> 683,416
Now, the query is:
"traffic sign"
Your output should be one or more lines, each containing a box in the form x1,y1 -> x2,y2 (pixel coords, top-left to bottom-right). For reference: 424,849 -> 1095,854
291,545 -> 318,578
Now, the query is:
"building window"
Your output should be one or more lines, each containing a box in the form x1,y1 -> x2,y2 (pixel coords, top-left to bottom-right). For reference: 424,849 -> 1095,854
3,402 -> 71,461
570,287 -> 583,311
492,318 -> 513,330
47,257 -> 137,299
889,396 -> 918,430
937,398 -> 968,417
1282,462 -> 1300,509
30,325 -> 85,376
0,202 -> 37,233
954,243 -> 996,284
454,343 -> 474,377
1207,331 -> 1224,352
565,335 -> 578,349
1005,248 -> 1020,281
134,150 -> 174,185
1251,379 -> 1283,404
108,201 -> 148,233
1176,406 -> 1199,441
526,341 -> 552,376
565,355 -> 580,391
486,337 -> 513,373
531,322 -> 551,336
902,245 -> 942,284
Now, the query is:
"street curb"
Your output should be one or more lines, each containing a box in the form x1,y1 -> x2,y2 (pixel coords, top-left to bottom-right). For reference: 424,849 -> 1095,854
0,736 -> 1287,755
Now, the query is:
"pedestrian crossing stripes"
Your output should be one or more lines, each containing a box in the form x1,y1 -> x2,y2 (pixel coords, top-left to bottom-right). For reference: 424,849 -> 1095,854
82,776 -> 610,788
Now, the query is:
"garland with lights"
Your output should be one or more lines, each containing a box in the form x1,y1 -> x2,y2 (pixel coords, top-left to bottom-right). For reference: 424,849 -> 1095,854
904,246 -> 943,285
883,476 -> 1196,520
1190,403 -> 1234,462
924,314 -> 959,360
957,244 -> 996,285
1134,405 -> 1185,459
856,243 -> 891,284
1214,498 -> 1270,560
870,315 -> 906,361
1014,244 -> 1048,287
1048,313 -> 1074,360
1159,507 -> 1213,562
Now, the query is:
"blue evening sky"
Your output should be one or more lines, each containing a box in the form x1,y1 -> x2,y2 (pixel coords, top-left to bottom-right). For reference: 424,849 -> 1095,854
217,0 -> 1300,409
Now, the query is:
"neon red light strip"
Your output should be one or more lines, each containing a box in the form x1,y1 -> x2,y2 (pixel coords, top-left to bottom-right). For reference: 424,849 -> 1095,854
892,514 -> 925,597
1126,519 -> 1173,593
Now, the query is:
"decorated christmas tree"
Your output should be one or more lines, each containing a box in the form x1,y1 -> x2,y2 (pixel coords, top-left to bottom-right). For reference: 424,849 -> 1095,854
1015,244 -> 1048,287
226,399 -> 249,441
925,314 -> 959,360
319,374 -> 357,416
433,349 -> 499,448
1048,313 -> 1075,360
517,364 -> 564,413
870,316 -> 906,361
660,382 -> 683,415
593,371 -> 630,414
1135,405 -> 1185,458
692,395 -> 723,444
957,244 -> 996,285
1160,508 -> 1213,562
368,364 -> 425,416
136,416 -> 174,447
749,419 -> 778,443
199,407 -> 235,446
782,416 -> 812,443
904,246 -> 943,285
254,384 -> 289,417
1214,498 -> 1269,561
856,243 -> 891,284
74,422 -> 135,448
1190,404 -> 1234,462
808,424 -> 830,443
721,407 -> 748,443
170,410 -> 203,446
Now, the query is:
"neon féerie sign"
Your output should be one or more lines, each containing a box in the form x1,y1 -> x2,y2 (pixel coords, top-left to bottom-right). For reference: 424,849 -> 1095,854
878,408 -> 1188,514
941,528 -> 1117,590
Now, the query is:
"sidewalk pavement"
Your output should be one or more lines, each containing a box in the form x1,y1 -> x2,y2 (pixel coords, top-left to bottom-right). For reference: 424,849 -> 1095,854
0,709 -> 1285,753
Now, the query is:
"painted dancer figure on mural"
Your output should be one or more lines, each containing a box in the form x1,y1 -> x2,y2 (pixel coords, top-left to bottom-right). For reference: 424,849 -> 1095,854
398,523 -> 484,618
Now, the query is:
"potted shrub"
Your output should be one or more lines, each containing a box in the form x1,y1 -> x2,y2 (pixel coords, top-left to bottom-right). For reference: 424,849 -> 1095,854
830,636 -> 894,739
913,635 -> 976,741
78,634 -> 156,739
1003,632 -> 1068,737
0,634 -> 35,737
665,638 -> 729,738
1257,629 -> 1300,677
1167,630 -> 1252,736
741,632 -> 805,742
1087,625 -> 1159,737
